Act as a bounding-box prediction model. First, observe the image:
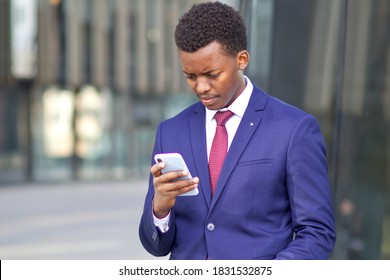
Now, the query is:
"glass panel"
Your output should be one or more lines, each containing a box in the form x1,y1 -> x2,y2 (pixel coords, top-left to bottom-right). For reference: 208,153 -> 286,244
244,0 -> 390,259
0,87 -> 27,183
334,0 -> 390,259
32,87 -> 74,181
75,86 -> 112,180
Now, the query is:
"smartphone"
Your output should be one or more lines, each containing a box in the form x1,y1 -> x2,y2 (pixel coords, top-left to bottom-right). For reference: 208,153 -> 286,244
154,153 -> 199,196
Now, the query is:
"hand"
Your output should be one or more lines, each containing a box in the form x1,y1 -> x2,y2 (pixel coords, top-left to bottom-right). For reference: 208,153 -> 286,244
151,161 -> 199,218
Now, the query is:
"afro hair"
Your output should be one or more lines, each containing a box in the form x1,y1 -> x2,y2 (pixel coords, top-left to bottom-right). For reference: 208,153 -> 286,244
174,1 -> 247,56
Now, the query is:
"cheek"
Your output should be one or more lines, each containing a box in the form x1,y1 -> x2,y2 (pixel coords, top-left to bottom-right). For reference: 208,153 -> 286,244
218,79 -> 234,96
226,73 -> 243,93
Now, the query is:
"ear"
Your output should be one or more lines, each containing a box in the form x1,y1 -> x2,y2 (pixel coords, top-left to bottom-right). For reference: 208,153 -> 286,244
237,50 -> 250,70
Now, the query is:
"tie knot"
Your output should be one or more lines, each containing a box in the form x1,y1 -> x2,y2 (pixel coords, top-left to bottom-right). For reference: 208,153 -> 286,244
214,110 -> 234,126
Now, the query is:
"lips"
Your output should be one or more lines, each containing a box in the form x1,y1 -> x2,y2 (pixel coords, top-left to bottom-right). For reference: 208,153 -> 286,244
200,96 -> 215,106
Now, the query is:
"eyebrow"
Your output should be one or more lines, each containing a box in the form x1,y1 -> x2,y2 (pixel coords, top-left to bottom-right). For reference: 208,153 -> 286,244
182,69 -> 220,75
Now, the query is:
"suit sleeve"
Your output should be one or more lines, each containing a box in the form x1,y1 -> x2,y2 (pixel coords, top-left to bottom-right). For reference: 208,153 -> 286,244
275,114 -> 336,259
138,123 -> 176,257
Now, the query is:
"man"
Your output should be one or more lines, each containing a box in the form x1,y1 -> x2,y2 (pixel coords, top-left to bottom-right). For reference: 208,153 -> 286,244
139,1 -> 336,260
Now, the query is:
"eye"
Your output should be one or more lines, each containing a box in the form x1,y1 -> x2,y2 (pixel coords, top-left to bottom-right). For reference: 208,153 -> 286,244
185,74 -> 196,81
207,73 -> 220,79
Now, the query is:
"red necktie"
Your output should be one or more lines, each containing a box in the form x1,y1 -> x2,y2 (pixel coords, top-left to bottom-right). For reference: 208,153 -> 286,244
209,110 -> 234,195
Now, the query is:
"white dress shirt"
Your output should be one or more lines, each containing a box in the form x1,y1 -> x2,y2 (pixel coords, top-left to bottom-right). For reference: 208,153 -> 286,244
154,76 -> 253,232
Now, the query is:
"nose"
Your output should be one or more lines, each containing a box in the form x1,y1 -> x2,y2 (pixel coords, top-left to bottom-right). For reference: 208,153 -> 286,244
195,77 -> 211,94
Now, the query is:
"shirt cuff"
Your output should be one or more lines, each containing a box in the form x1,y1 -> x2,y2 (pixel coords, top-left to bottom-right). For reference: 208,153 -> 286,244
153,210 -> 171,233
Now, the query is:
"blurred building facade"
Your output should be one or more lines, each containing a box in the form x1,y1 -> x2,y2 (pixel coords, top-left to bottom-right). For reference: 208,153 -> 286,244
0,0 -> 389,259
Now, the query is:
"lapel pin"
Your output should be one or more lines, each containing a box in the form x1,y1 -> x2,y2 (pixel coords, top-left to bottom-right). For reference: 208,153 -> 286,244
250,122 -> 254,126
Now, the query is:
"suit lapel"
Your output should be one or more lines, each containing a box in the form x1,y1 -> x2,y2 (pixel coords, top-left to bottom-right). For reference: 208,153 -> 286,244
211,86 -> 268,207
189,103 -> 212,206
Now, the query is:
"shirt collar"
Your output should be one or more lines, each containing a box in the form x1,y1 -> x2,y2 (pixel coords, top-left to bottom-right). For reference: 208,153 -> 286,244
206,75 -> 253,122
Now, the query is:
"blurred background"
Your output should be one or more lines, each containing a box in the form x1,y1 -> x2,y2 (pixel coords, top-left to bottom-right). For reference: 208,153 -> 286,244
0,0 -> 389,259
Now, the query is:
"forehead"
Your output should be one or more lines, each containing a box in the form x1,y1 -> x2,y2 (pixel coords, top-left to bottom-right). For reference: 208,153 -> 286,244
179,41 -> 234,73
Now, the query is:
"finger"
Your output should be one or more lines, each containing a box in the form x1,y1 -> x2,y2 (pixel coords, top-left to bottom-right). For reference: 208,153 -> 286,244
151,162 -> 165,176
165,176 -> 199,194
160,169 -> 190,183
174,180 -> 199,195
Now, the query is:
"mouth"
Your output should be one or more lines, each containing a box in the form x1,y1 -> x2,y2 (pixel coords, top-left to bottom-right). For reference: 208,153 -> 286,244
198,95 -> 217,106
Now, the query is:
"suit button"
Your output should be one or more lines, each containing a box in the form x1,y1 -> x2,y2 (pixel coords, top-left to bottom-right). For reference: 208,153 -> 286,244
207,223 -> 215,231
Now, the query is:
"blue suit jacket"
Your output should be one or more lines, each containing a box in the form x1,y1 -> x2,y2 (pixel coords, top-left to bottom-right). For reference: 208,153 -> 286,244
139,84 -> 336,259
